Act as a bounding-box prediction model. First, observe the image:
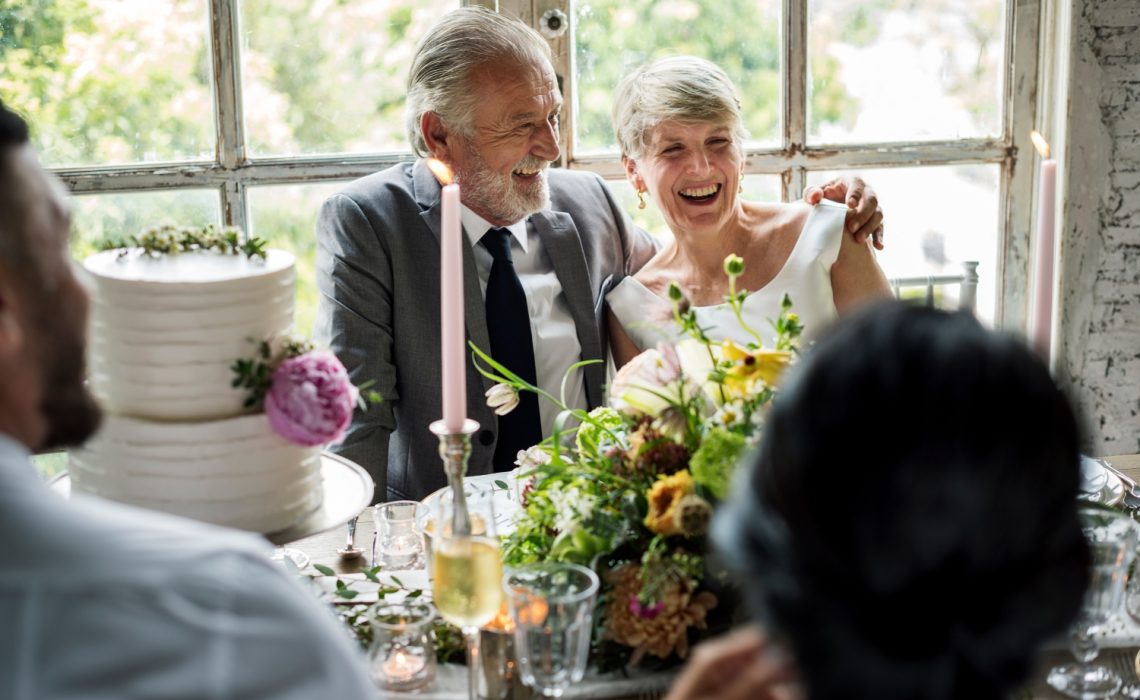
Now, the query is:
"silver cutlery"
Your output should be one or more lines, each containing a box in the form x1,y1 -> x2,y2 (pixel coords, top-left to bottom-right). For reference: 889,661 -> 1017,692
337,516 -> 364,559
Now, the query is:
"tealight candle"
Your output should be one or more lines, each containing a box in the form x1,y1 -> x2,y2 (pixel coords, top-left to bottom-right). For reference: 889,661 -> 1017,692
382,647 -> 427,682
367,602 -> 437,692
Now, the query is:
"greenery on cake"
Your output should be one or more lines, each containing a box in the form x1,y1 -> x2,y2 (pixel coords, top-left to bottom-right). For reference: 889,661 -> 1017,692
98,224 -> 268,259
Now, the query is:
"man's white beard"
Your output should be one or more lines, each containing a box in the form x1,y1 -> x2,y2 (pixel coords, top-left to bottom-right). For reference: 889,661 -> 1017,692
458,148 -> 551,225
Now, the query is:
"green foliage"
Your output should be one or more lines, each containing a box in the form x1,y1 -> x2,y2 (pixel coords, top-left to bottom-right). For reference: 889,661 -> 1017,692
689,427 -> 746,500
309,565 -> 466,663
575,0 -> 788,150
230,335 -> 315,410
1,0 -> 212,165
575,406 -> 625,459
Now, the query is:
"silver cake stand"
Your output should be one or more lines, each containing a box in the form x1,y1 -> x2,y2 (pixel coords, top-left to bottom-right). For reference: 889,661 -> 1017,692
50,451 -> 373,546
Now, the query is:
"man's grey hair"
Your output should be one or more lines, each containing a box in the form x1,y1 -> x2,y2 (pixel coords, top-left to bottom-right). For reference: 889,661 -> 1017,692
405,7 -> 553,157
612,55 -> 749,159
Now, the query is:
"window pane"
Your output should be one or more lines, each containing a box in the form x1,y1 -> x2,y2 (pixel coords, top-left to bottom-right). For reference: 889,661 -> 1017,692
239,0 -> 456,157
32,452 -> 68,481
1,0 -> 214,167
608,174 -> 782,242
70,189 -> 221,260
807,0 -> 1005,144
807,165 -> 1000,322
247,182 -> 344,335
575,0 -> 781,156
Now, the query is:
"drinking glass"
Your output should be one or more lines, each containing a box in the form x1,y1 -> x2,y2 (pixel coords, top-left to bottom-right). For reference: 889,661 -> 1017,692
1048,507 -> 1140,698
504,562 -> 600,697
372,500 -> 426,569
367,601 -> 437,691
431,485 -> 502,700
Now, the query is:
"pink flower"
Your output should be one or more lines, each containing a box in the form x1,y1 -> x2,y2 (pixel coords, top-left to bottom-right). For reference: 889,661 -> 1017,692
628,595 -> 664,620
265,351 -> 359,446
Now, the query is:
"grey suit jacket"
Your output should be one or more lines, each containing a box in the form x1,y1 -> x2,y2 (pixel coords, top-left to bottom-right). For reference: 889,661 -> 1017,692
315,160 -> 657,502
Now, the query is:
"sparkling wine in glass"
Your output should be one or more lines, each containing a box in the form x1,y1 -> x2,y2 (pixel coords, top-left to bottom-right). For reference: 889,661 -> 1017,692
431,485 -> 502,700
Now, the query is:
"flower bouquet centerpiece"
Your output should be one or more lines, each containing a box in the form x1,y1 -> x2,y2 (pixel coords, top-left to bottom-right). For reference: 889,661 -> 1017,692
473,254 -> 804,670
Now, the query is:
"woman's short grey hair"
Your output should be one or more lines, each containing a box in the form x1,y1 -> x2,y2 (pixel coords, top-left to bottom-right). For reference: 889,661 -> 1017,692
612,55 -> 749,159
405,7 -> 553,157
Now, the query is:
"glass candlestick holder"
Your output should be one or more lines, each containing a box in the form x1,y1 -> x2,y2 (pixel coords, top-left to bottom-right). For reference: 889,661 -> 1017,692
367,601 -> 437,692
372,500 -> 426,569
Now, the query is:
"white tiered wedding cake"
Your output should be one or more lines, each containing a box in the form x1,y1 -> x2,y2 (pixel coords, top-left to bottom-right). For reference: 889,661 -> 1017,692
70,242 -> 325,533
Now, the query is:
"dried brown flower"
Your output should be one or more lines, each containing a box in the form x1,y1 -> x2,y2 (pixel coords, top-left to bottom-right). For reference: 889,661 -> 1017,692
602,563 -> 718,665
623,421 -> 691,478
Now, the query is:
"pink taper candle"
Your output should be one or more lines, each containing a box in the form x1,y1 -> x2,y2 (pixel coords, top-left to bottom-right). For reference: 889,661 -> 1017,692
428,159 -> 466,431
1029,131 -> 1056,362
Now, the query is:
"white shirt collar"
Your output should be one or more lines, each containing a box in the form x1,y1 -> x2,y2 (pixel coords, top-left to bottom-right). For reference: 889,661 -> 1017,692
461,205 -> 529,254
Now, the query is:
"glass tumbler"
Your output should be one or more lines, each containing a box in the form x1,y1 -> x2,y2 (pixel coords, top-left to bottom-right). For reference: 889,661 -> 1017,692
505,562 -> 600,697
367,601 -> 437,692
1047,507 -> 1140,698
372,500 -> 426,570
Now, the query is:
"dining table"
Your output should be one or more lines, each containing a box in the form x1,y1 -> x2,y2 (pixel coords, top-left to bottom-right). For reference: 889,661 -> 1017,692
286,454 -> 1140,700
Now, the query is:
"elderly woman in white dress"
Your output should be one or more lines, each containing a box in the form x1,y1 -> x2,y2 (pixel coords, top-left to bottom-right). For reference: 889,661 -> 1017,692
606,56 -> 893,367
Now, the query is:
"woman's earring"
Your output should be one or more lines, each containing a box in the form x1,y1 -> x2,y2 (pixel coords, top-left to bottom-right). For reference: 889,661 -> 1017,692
637,190 -> 647,210
738,178 -> 744,194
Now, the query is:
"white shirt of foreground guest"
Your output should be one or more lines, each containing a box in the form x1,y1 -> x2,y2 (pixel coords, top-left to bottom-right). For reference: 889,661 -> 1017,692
0,432 -> 375,700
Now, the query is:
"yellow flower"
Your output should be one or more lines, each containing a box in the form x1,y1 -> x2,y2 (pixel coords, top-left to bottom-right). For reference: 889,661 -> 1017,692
644,470 -> 696,536
721,339 -> 792,395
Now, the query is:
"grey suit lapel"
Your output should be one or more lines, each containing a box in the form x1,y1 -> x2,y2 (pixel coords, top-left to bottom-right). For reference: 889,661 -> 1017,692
529,211 -> 604,408
413,160 -> 495,398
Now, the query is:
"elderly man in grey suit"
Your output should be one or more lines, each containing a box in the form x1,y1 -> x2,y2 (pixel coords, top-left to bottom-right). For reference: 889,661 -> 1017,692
316,7 -> 883,503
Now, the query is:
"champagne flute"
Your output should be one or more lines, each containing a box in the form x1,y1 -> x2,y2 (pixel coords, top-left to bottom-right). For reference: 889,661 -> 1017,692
431,484 -> 502,700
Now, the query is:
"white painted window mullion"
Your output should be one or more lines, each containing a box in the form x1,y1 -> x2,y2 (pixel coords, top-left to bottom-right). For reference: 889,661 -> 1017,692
209,0 -> 248,232
782,0 -> 808,203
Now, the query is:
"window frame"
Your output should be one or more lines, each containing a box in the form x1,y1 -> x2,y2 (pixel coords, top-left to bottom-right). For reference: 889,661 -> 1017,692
498,0 -> 1044,329
48,0 -> 1044,329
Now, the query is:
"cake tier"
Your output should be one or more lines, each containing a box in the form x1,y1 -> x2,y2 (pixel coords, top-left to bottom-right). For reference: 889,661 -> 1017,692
70,413 -> 323,534
83,248 -> 295,421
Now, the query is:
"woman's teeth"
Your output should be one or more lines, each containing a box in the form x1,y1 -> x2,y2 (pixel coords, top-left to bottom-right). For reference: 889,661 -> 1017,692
679,184 -> 720,201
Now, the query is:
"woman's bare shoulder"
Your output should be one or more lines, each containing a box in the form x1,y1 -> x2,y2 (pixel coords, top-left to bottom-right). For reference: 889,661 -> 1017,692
632,250 -> 681,297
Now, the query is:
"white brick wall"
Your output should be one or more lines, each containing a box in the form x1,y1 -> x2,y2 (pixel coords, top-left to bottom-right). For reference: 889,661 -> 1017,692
1057,0 -> 1140,455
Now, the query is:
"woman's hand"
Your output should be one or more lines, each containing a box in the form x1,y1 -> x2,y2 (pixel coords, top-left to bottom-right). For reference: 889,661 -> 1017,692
803,176 -> 885,250
664,627 -> 804,700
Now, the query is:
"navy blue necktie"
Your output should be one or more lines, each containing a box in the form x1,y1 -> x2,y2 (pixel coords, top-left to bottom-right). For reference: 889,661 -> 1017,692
481,228 -> 542,471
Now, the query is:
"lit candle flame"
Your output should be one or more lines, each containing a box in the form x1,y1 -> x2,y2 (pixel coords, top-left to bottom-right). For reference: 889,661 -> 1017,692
1030,131 -> 1050,159
482,601 -> 515,632
427,158 -> 455,185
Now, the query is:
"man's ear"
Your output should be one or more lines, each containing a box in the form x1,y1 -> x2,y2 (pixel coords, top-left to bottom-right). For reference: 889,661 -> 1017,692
0,285 -> 25,358
421,111 -> 455,162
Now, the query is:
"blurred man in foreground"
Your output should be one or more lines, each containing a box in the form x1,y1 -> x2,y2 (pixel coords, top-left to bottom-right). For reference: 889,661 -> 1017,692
0,99 -> 375,700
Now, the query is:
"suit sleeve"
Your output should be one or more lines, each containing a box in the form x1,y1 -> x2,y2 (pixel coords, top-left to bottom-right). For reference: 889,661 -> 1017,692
314,193 -> 397,502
